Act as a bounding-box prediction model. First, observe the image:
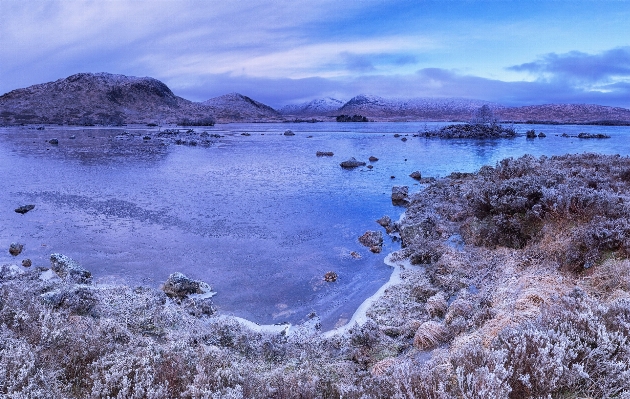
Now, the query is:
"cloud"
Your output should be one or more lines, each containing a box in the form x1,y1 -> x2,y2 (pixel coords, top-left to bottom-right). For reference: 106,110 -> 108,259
509,47 -> 630,83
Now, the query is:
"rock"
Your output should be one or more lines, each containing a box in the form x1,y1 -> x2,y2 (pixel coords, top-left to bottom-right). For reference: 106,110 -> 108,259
359,230 -> 383,253
390,176 -> 395,179
376,215 -> 392,227
9,243 -> 23,256
340,157 -> 366,169
391,186 -> 409,205
69,135 -> 76,139
241,132 -> 251,136
143,135 -> 151,140
40,285 -> 97,315
50,253 -> 93,284
367,165 -> 373,169
22,259 -> 32,267
409,171 -> 422,180
49,138 -> 59,145
161,272 -> 211,299
526,129 -> 537,138
316,151 -> 334,156
538,132 -> 546,138
14,204 -> 35,214
284,130 -> 295,136
324,271 -> 338,282
401,137 -> 408,142
350,251 -> 361,259
394,134 -> 401,138
369,156 -> 379,162
578,132 -> 610,139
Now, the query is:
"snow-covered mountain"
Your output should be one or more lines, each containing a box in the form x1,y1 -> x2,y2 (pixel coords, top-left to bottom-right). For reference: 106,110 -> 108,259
279,97 -> 345,116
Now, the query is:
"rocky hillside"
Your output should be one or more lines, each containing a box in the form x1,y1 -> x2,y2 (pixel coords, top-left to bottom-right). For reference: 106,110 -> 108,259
0,73 -> 216,125
496,103 -> 630,124
279,97 -> 345,117
202,93 -> 281,122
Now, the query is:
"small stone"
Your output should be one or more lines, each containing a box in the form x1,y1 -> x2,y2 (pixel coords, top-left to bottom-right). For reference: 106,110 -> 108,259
409,171 -> 422,180
391,176 -> 396,179
316,151 -> 334,157
376,215 -> 392,227
401,137 -> 408,142
49,138 -> 59,145
143,135 -> 151,140
9,243 -> 24,256
538,132 -> 546,138
69,135 -> 76,139
22,259 -> 32,267
324,271 -> 338,282
369,156 -> 379,162
161,272 -> 212,299
367,165 -> 373,169
15,204 -> 35,214
350,251 -> 361,259
284,130 -> 295,136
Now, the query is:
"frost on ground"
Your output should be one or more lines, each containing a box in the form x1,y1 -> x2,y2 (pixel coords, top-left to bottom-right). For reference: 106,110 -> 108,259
2,153 -> 630,398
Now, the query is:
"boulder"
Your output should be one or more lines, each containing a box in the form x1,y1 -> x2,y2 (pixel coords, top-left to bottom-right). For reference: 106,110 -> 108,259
22,259 -> 32,267
391,186 -> 409,206
49,138 -> 59,145
50,253 -> 93,284
15,204 -> 35,214
359,230 -> 383,253
538,132 -> 546,138
324,271 -> 338,282
409,171 -> 422,180
369,156 -> 379,162
284,130 -> 295,136
526,129 -> 537,138
161,272 -> 212,299
40,285 -> 97,315
9,242 -> 24,256
340,157 -> 366,169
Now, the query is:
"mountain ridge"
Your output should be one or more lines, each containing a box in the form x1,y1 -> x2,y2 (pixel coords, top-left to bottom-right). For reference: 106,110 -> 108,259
2,72 -> 630,125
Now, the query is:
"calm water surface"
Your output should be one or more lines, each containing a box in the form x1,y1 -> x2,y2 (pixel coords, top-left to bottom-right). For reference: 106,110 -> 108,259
2,122 -> 630,328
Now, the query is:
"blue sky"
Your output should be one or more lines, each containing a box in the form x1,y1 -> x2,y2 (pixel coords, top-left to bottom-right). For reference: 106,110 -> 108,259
1,0 -> 630,108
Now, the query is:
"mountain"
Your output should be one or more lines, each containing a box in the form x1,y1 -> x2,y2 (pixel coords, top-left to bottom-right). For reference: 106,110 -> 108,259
496,104 -> 630,124
279,97 -> 345,116
336,95 -> 499,121
0,72 -> 215,125
202,93 -> 281,122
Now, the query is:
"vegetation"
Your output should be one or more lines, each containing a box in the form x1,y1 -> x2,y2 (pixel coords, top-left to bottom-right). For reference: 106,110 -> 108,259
2,153 -> 630,398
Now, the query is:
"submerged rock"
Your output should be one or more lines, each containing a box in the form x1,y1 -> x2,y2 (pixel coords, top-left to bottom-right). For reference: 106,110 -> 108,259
161,272 -> 212,299
284,130 -> 295,136
15,204 -> 35,214
340,157 -> 366,169
50,253 -> 93,284
9,243 -> 23,256
359,230 -> 383,253
324,271 -> 338,282
391,186 -> 409,206
316,151 -> 334,157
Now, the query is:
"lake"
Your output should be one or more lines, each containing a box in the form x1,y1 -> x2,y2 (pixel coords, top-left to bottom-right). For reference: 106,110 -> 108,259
2,122 -> 630,329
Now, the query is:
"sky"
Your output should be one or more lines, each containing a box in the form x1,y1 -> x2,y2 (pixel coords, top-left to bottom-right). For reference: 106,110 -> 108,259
1,0 -> 630,108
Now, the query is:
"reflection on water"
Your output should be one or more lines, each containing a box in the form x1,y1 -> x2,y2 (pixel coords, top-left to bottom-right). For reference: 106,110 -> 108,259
1,122 -> 630,328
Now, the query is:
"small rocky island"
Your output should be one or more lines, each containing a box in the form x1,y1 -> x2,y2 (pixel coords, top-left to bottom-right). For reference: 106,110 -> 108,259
418,122 -> 517,138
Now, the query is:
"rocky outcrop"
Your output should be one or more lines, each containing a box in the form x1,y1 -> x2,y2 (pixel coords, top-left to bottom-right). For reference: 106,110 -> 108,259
50,253 -> 93,284
161,272 -> 212,299
419,123 -> 517,139
359,230 -> 384,253
391,186 -> 409,206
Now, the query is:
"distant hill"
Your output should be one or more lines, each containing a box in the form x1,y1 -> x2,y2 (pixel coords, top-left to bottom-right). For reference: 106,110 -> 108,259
496,104 -> 630,124
336,95 -> 500,121
202,93 -> 281,122
0,72 -> 215,125
279,97 -> 345,117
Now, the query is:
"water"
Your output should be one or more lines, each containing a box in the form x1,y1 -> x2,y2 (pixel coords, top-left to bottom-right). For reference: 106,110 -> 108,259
1,122 -> 630,329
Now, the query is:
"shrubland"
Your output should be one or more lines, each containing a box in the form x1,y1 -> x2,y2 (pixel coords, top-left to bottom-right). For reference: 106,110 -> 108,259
2,153 -> 630,398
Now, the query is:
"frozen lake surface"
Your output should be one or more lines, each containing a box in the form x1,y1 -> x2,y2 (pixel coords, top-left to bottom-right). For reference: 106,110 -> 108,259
2,122 -> 630,329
